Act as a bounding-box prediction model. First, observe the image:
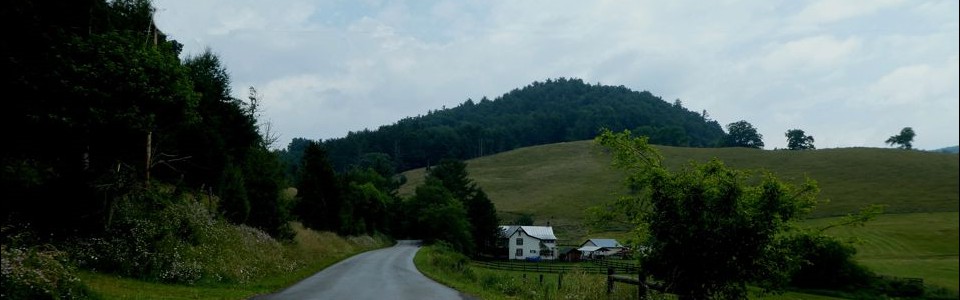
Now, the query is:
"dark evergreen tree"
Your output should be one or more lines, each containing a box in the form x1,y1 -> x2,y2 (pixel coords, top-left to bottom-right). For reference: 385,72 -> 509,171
425,159 -> 500,256
244,146 -> 294,239
294,142 -> 343,231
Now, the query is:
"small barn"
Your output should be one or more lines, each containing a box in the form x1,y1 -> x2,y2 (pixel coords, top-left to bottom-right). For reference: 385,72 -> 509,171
558,247 -> 581,261
578,238 -> 624,258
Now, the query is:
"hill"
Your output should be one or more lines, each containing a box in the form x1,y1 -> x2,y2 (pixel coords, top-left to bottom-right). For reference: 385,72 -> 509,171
932,145 -> 959,154
308,78 -> 726,172
400,140 -> 960,244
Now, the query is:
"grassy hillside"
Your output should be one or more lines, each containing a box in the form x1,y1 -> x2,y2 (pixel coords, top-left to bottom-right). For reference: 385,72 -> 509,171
805,212 -> 959,293
400,140 -> 959,293
401,140 -> 958,241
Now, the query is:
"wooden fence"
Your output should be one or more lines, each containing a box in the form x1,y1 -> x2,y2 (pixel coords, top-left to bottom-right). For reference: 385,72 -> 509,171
475,259 -> 926,299
471,259 -> 637,274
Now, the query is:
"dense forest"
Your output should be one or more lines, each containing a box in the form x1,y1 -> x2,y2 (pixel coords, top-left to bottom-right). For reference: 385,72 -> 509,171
290,78 -> 726,172
1,0 -> 295,237
2,3 -> 503,297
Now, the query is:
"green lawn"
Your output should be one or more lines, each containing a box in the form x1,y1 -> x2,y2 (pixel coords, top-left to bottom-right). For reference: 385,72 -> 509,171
804,212 -> 960,293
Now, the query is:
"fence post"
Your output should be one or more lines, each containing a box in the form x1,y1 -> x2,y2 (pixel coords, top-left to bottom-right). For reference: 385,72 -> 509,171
638,269 -> 647,300
606,267 -> 614,294
558,272 -> 563,290
540,274 -> 544,284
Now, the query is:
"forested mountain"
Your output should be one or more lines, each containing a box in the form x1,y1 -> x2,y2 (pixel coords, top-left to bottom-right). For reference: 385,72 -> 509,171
311,78 -> 726,172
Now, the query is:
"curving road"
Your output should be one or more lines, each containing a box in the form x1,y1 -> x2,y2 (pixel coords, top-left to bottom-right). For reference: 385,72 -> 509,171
259,240 -> 467,300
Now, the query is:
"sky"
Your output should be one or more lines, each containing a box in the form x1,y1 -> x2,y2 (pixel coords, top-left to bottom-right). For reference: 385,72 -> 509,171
153,0 -> 959,150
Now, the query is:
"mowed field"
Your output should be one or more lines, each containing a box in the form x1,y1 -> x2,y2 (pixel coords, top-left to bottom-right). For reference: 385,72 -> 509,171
399,140 -> 959,292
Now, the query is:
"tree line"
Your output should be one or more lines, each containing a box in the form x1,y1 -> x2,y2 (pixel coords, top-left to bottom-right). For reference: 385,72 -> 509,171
2,0 -> 292,237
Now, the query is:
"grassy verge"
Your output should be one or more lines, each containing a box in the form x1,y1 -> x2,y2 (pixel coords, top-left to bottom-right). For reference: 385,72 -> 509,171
78,252 -> 358,299
79,223 -> 391,299
414,244 -> 845,300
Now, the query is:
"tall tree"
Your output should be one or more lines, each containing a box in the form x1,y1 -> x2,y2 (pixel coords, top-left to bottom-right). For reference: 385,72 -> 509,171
424,159 -> 500,256
243,146 -> 293,239
2,0 -> 199,234
785,129 -> 815,150
294,142 -> 343,231
724,120 -> 764,149
595,129 -> 819,299
885,127 -> 915,150
406,178 -> 474,253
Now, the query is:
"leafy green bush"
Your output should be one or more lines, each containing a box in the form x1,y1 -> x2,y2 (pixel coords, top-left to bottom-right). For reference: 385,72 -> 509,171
1,244 -> 95,299
785,233 -> 873,289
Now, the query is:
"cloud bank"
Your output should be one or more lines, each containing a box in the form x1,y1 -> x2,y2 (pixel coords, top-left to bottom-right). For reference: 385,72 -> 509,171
154,0 -> 959,150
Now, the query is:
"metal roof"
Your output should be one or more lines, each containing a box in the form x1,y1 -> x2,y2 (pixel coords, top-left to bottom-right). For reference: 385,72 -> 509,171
585,238 -> 622,248
500,225 -> 557,240
578,246 -> 604,252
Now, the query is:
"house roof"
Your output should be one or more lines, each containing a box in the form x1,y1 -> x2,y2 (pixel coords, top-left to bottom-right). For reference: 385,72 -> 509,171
583,238 -> 623,248
499,225 -> 557,240
578,246 -> 606,252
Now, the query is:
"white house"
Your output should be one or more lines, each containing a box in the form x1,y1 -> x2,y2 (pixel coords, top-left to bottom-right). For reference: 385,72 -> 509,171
578,238 -> 624,258
500,225 -> 558,260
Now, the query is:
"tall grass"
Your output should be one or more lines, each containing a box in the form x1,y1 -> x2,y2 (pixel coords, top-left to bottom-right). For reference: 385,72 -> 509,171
1,243 -> 96,299
77,222 -> 390,299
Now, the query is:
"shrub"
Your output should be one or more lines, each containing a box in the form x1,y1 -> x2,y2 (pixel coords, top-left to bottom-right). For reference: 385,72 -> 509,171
785,234 -> 873,289
426,241 -> 474,279
68,187 -> 293,284
1,244 -> 95,299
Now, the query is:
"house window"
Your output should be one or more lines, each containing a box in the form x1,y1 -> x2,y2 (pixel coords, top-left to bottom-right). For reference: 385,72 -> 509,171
516,238 -> 523,246
530,250 -> 536,253
515,248 -> 523,257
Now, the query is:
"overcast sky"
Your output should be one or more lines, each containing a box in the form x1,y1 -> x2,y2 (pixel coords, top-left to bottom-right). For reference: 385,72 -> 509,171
153,0 -> 958,150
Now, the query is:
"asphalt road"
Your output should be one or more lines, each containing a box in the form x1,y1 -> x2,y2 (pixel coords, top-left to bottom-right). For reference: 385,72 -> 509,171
259,240 -> 467,300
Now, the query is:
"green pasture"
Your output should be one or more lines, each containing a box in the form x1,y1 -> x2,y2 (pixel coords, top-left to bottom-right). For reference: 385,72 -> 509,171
401,140 -> 958,243
804,212 -> 959,293
401,140 -> 959,295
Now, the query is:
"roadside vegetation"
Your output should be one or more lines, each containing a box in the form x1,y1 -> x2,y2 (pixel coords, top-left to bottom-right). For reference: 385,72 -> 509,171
415,244 -> 855,300
76,222 -> 389,299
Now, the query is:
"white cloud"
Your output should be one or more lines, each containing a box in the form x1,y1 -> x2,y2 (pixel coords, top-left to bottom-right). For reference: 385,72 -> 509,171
757,35 -> 862,72
792,0 -> 904,26
152,0 -> 959,150
867,56 -> 959,106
